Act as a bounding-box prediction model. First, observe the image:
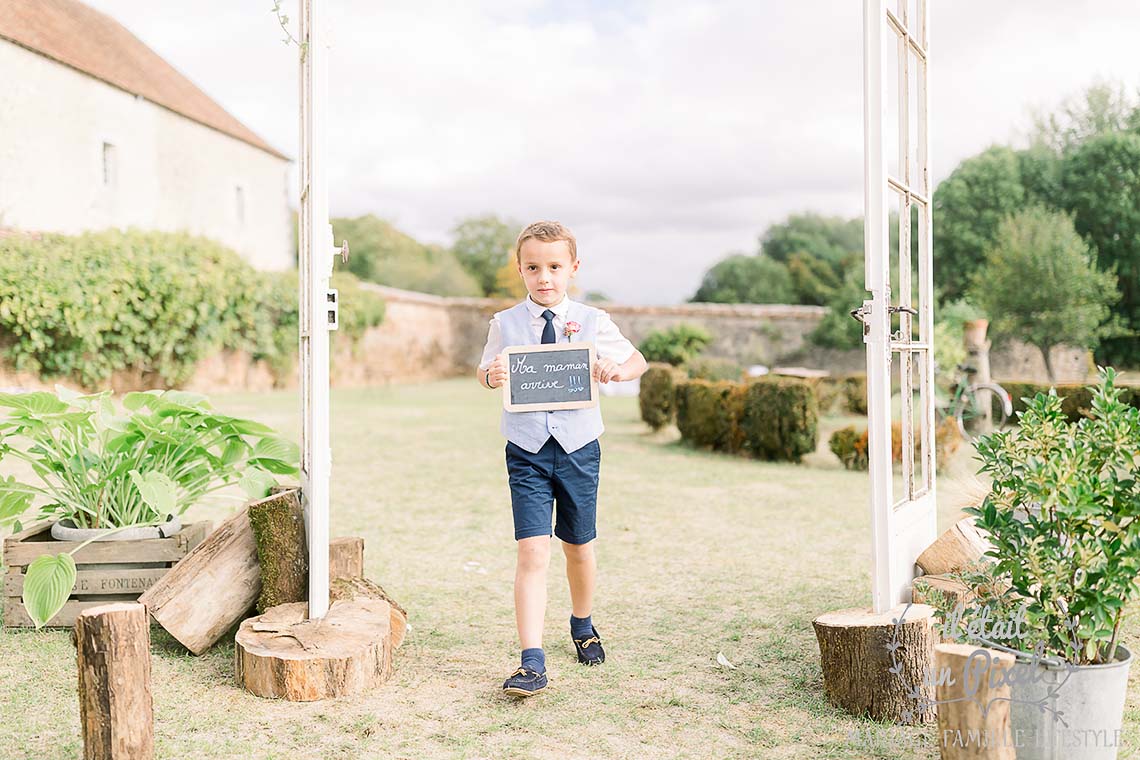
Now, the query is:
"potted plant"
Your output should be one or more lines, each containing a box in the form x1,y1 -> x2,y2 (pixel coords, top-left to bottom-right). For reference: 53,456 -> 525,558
959,368 -> 1138,759
0,387 -> 298,628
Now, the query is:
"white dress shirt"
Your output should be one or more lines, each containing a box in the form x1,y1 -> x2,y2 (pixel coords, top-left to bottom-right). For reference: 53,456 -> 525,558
478,295 -> 636,370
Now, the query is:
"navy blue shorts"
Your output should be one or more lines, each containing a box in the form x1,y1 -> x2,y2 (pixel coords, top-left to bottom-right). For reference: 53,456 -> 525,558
505,438 -> 601,544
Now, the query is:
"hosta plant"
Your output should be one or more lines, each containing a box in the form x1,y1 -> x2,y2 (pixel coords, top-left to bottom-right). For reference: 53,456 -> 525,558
0,387 -> 299,627
967,367 -> 1140,665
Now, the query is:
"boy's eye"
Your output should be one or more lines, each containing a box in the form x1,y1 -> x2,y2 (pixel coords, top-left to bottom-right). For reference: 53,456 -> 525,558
551,265 -> 560,270
527,266 -> 536,271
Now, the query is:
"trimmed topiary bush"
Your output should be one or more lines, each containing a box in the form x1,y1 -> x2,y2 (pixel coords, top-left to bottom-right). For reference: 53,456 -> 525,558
842,373 -> 868,415
674,376 -> 819,462
829,418 -> 961,472
738,377 -> 819,462
684,356 -> 743,382
811,376 -> 844,415
675,380 -> 743,452
639,363 -> 683,431
829,426 -> 867,470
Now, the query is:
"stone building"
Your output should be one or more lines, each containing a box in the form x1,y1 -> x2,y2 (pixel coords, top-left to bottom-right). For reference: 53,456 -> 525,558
0,0 -> 292,270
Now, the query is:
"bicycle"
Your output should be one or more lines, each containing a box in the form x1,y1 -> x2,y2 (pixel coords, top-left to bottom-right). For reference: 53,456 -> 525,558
937,364 -> 1013,440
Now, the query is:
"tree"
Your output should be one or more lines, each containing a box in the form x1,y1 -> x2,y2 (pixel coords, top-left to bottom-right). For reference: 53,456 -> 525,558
808,269 -> 868,351
1016,145 -> 1063,209
759,213 -> 863,267
492,260 -> 527,300
331,215 -> 481,297
787,250 -> 843,306
450,215 -> 519,296
931,146 -> 1026,302
1062,131 -> 1140,366
967,208 -> 1120,381
1029,81 -> 1140,155
690,254 -> 796,304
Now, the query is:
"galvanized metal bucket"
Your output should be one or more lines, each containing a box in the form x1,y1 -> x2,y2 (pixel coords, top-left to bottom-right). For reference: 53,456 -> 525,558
1008,645 -> 1131,760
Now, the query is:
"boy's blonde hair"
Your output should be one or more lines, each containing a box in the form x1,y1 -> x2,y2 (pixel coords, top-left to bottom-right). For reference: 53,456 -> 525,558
515,221 -> 577,262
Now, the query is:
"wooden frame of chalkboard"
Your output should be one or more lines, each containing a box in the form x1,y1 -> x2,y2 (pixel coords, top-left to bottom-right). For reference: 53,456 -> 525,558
501,342 -> 600,412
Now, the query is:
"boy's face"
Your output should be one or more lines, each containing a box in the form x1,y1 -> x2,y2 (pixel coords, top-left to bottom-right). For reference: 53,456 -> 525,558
517,238 -> 578,307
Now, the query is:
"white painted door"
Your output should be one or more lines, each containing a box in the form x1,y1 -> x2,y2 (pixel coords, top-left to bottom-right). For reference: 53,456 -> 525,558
862,0 -> 937,613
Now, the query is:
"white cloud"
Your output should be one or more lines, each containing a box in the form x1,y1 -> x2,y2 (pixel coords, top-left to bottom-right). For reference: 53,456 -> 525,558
85,0 -> 1140,302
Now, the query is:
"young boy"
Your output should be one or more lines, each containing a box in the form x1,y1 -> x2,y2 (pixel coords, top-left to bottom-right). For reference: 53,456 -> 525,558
476,220 -> 648,697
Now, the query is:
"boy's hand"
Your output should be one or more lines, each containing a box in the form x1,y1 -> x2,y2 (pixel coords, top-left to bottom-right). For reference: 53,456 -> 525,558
487,353 -> 508,389
593,358 -> 622,384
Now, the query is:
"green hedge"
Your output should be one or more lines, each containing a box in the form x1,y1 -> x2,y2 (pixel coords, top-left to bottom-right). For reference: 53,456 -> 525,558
684,356 -> 743,382
638,323 -> 712,366
674,377 -> 818,462
0,230 -> 384,388
740,378 -> 819,462
829,418 -> 961,472
675,380 -> 743,451
1001,378 -> 1140,423
842,373 -> 868,414
638,363 -> 683,430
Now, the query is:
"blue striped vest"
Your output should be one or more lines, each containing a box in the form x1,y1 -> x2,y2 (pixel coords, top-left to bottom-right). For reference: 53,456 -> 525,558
497,300 -> 605,454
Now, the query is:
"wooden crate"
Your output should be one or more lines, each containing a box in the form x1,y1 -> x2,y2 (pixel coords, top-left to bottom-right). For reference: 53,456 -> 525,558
3,520 -> 211,628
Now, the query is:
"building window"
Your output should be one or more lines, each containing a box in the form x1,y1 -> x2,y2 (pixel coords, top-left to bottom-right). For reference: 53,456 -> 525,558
235,185 -> 245,224
102,142 -> 116,186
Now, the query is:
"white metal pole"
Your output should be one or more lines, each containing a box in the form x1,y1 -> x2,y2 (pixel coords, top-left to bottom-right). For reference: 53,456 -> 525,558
299,0 -> 332,620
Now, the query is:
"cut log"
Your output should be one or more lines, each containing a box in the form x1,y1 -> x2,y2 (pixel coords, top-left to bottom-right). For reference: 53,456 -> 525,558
934,643 -> 1016,759
331,575 -> 407,648
73,603 -> 154,760
329,536 -> 364,580
813,604 -> 937,724
916,518 -> 991,576
912,574 -> 974,609
248,489 -> 307,613
235,599 -> 393,701
139,501 -> 265,655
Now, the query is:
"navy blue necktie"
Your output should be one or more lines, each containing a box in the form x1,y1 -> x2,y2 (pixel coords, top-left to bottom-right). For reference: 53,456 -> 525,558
540,310 -> 556,344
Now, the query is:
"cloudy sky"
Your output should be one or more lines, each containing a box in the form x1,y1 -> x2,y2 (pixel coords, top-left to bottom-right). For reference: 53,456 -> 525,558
85,1 -> 1140,303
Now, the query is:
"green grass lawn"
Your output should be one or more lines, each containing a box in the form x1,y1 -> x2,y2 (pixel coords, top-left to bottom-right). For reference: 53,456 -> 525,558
1,379 -> 1138,759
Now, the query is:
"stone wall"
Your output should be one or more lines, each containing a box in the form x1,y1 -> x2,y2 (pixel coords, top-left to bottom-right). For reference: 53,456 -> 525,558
344,285 -> 1090,384
0,283 -> 1091,393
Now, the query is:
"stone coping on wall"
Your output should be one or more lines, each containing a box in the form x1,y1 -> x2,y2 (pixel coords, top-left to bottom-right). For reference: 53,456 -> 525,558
359,282 -> 828,319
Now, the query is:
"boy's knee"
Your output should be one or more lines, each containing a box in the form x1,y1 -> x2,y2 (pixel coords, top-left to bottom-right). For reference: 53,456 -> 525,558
562,539 -> 595,562
516,536 -> 550,571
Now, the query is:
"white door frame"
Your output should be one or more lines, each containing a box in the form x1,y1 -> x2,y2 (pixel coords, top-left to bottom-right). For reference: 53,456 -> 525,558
863,0 -> 938,614
299,0 -> 335,620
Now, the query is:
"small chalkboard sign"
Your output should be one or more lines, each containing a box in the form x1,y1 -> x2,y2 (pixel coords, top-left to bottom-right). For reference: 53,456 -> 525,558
502,342 -> 599,412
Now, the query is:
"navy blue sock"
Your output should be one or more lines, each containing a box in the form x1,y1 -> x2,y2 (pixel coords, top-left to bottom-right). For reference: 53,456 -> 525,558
570,614 -> 593,640
521,647 -> 545,673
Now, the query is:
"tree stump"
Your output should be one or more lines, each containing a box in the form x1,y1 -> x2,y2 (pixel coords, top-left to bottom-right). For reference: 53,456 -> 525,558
139,501 -> 262,655
912,574 -> 975,609
813,604 -> 937,724
329,536 -> 364,580
73,603 -> 154,760
235,599 -> 393,701
935,643 -> 1016,759
248,489 -> 307,613
331,575 -> 407,648
916,518 -> 991,576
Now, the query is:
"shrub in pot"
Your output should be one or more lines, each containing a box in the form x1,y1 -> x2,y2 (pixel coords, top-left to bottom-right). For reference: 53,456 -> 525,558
957,368 -> 1138,758
0,387 -> 298,627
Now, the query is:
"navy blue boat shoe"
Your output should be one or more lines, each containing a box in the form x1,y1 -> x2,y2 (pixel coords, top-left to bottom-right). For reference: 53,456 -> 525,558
502,667 -> 548,697
573,626 -> 605,665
